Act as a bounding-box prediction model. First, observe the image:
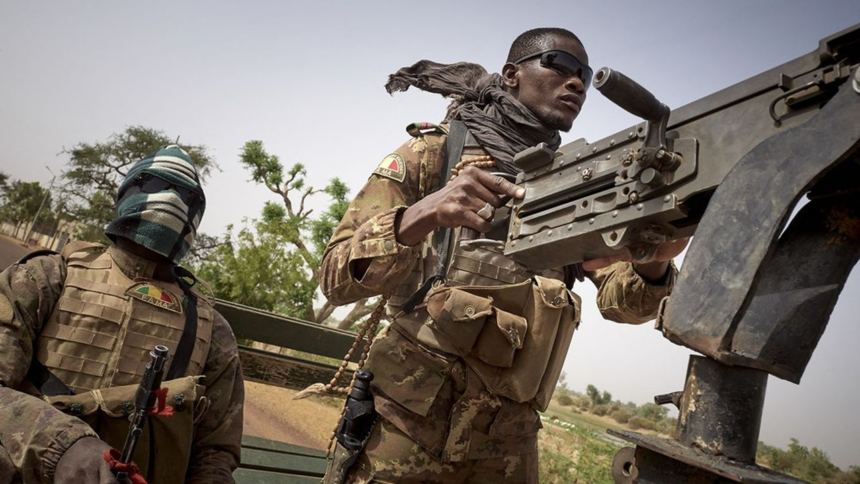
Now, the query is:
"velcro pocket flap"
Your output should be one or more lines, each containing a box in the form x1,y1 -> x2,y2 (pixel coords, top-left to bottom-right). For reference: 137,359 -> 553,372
427,288 -> 493,354
473,308 -> 528,368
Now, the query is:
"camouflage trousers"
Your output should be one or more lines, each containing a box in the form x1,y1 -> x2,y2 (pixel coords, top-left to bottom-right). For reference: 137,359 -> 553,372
343,418 -> 538,483
0,446 -> 20,484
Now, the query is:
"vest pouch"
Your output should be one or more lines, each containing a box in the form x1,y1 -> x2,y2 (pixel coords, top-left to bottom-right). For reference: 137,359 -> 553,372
43,376 -> 204,484
425,287 -> 494,354
472,308 -> 527,368
366,328 -> 453,417
447,277 -> 578,411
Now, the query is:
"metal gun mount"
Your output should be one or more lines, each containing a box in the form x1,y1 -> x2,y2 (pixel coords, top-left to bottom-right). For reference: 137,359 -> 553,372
507,24 -> 860,484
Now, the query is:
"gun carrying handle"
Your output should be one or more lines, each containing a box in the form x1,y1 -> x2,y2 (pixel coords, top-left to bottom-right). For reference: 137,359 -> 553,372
594,67 -> 669,122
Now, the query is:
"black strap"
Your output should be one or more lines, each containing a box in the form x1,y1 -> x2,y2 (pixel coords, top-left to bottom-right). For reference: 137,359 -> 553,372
166,267 -> 198,380
401,121 -> 468,314
28,359 -> 75,396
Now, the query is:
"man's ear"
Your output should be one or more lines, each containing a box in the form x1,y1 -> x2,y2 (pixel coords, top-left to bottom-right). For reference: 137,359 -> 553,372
501,63 -> 519,90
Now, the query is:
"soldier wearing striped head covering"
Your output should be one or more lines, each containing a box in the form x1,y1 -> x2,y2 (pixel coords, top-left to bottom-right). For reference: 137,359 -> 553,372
105,144 -> 206,264
0,145 -> 243,484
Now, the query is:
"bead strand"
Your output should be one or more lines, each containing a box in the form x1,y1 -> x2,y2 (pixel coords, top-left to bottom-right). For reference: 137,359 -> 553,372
449,155 -> 496,180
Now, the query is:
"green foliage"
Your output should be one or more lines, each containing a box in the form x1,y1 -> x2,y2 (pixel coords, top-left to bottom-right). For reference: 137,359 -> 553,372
61,126 -> 216,242
757,438 -> 858,483
196,219 -> 316,318
0,180 -> 52,229
610,409 -> 633,424
557,394 -> 574,406
198,140 -> 354,324
591,404 -> 609,417
0,172 -> 8,196
627,416 -> 657,431
309,178 -> 350,258
636,403 -> 669,422
538,424 -> 617,483
586,384 -> 612,405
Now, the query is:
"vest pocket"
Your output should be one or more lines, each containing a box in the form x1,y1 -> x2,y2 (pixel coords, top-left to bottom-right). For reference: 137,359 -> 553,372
426,288 -> 493,354
472,308 -> 527,368
365,329 -> 451,417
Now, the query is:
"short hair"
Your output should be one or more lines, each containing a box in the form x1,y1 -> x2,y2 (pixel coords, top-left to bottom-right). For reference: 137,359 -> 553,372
506,28 -> 584,63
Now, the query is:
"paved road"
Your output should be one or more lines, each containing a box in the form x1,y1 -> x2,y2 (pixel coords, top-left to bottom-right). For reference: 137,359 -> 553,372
0,235 -> 36,269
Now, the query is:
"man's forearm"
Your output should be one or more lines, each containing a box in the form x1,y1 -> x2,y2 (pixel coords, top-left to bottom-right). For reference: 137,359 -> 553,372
0,387 -> 97,483
633,260 -> 670,283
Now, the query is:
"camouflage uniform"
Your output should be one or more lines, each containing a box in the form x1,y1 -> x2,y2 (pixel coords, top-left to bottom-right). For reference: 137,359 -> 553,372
0,244 -> 244,484
320,125 -> 675,483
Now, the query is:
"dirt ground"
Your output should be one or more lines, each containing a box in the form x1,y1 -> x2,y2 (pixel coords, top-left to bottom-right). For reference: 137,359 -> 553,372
242,380 -> 343,451
0,234 -> 36,268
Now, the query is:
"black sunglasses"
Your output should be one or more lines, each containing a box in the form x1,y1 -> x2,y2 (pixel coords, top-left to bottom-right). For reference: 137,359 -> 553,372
513,50 -> 594,90
133,173 -> 202,205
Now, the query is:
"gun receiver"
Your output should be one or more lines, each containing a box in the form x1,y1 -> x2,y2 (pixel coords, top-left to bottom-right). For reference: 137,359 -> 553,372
502,28 -> 860,270
115,345 -> 170,483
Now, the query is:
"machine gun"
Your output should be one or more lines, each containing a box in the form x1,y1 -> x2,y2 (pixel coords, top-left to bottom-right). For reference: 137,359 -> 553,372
489,24 -> 860,271
469,23 -> 860,483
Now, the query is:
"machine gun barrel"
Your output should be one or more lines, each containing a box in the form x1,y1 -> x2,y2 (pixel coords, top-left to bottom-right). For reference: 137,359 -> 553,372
115,345 -> 170,483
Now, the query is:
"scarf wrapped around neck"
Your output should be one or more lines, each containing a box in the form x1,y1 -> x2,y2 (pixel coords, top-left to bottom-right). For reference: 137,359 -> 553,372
386,60 -> 561,174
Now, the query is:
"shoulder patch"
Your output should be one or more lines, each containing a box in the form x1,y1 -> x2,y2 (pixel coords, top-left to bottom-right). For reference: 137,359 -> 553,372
373,153 -> 407,183
126,283 -> 183,314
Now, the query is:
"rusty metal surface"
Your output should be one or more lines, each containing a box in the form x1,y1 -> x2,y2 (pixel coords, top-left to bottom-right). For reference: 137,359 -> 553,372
725,185 -> 860,382
608,430 -> 809,484
676,356 -> 767,463
662,69 -> 860,358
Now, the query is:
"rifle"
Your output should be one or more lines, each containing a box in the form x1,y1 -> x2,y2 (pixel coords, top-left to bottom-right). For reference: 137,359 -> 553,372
114,345 -> 170,483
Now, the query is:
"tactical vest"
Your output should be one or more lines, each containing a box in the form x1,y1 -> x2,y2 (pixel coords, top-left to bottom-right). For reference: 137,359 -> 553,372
36,243 -> 214,393
382,127 -> 579,412
34,243 -> 216,483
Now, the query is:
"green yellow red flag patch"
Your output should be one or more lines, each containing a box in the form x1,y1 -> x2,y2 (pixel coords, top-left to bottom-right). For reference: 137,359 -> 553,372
126,283 -> 183,314
373,153 -> 406,183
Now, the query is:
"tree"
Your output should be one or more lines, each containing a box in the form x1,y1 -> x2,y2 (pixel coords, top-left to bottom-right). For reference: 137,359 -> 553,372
0,180 -> 52,234
556,371 -> 570,396
204,140 -> 376,327
586,384 -> 612,405
60,126 -> 217,242
0,172 -> 8,196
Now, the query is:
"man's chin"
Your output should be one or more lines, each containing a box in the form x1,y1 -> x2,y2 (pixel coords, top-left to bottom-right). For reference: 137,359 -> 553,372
538,112 -> 575,132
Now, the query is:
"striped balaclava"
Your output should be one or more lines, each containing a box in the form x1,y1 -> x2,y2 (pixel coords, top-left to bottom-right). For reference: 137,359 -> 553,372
105,145 -> 206,264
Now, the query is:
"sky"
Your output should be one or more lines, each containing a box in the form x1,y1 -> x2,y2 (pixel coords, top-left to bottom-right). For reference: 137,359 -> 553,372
1,0 -> 859,468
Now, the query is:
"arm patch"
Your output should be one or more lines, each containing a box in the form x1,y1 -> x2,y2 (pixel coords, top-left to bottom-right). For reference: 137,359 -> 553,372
373,153 -> 407,183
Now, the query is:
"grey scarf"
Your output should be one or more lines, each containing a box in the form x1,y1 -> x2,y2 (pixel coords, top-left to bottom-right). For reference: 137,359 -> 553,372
386,60 -> 561,174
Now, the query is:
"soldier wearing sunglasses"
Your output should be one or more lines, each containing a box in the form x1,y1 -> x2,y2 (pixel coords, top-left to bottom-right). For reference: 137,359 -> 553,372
320,28 -> 685,483
0,145 -> 243,484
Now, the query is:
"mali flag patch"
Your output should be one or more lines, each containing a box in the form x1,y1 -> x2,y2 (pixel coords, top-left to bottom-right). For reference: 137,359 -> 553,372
126,283 -> 183,314
373,153 -> 406,183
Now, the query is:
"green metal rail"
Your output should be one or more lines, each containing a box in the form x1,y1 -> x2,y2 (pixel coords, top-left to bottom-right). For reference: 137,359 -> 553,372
215,300 -> 356,482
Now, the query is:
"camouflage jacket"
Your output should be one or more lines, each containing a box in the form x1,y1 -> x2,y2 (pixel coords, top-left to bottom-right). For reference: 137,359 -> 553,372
0,246 -> 244,483
319,124 -> 676,460
320,125 -> 675,321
